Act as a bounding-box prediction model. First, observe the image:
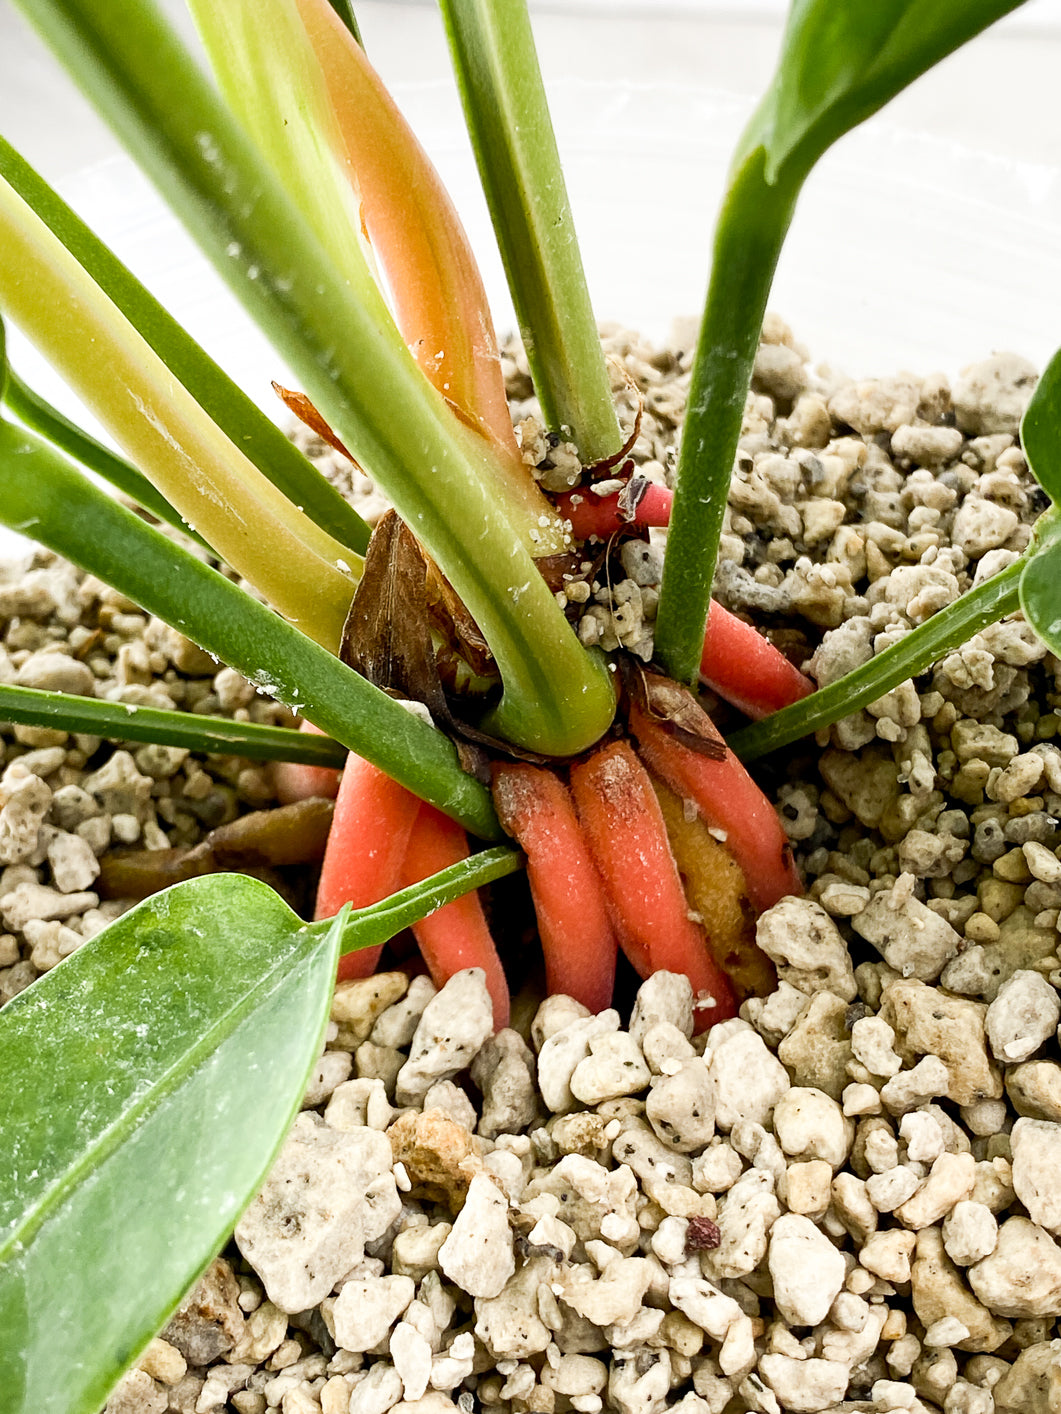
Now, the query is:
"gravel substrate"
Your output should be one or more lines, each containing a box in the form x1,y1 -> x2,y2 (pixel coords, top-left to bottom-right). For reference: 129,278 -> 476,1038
2,320 -> 1060,1413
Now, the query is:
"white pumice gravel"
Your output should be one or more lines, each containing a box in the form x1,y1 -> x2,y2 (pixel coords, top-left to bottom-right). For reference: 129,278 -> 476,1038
4,321 -> 1060,1412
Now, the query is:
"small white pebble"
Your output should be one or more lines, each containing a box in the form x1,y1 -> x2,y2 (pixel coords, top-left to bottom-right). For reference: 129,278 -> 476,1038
942,1200 -> 998,1265
899,1111 -> 945,1164
866,1166 -> 921,1213
923,1316 -> 971,1347
985,969 -> 1060,1064
842,1083 -> 882,1117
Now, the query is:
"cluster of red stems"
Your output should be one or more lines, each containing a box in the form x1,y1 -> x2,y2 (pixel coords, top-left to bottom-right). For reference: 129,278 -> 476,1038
259,1 -> 813,1033
276,493 -> 811,1035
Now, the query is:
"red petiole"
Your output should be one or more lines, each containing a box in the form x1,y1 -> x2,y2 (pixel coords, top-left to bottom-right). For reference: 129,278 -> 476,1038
398,802 -> 510,1031
629,699 -> 801,916
491,761 -> 618,1014
315,753 -> 419,981
556,481 -> 813,720
569,739 -> 737,1032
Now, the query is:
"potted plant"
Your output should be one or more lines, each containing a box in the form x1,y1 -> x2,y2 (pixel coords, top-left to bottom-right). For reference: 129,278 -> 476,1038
1,1 -> 1059,1409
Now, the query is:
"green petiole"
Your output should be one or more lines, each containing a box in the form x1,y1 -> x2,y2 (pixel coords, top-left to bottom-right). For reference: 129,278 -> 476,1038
0,685 -> 348,768
0,135 -> 370,558
729,557 -> 1027,761
654,0 -> 1028,687
439,0 -> 623,463
327,844 -> 523,956
0,169 -> 362,653
2,361 -> 210,553
654,151 -> 799,686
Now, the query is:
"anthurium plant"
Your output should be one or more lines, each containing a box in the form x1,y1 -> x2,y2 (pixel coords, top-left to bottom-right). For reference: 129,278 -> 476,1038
1,0 -> 1059,1408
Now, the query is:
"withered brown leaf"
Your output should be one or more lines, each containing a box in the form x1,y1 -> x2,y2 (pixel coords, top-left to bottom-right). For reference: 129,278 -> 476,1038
272,382 -> 359,465
625,664 -> 728,762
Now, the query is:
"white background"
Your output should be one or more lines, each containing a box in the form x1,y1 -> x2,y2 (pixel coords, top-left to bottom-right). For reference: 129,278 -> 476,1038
0,0 -> 1060,502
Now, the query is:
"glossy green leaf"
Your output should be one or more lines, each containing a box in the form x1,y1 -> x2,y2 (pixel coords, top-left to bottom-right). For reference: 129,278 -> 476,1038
0,834 -> 523,1414
0,875 -> 344,1414
1020,345 -> 1061,505
998,352 -> 1061,658
744,0 -> 1025,183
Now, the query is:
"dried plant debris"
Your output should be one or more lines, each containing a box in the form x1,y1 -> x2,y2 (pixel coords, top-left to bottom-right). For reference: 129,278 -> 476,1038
3,320 -> 1060,1411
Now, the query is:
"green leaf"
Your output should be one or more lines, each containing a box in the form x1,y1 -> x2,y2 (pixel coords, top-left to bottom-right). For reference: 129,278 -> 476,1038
0,831 -> 522,1413
746,0 -> 1026,183
1020,346 -> 1061,505
438,0 -> 621,463
0,421 -> 501,840
1019,365 -> 1061,649
0,136 -> 369,557
0,684 -> 348,768
730,556 -> 1026,760
0,875 -> 344,1414
1019,511 -> 1061,656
